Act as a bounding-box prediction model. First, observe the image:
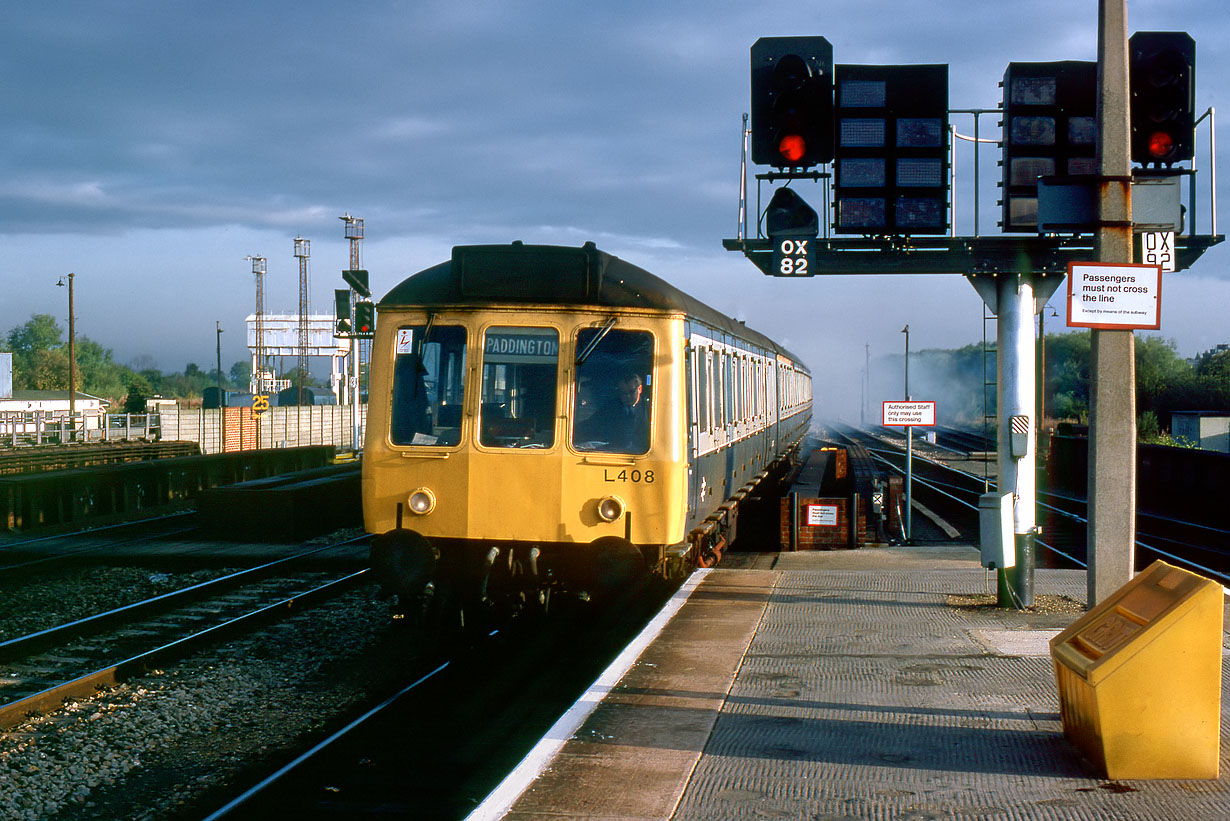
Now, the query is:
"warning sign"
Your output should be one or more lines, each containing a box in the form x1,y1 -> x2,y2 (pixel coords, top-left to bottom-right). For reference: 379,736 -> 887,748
806,504 -> 839,526
1067,262 -> 1161,330
882,401 -> 936,427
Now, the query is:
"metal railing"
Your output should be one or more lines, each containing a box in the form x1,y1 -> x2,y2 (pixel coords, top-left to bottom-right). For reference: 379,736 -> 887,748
0,412 -> 161,446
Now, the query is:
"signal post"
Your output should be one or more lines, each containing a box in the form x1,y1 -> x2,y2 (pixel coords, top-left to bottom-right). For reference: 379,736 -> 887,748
1088,0 -> 1135,605
728,15 -> 1220,608
337,214 -> 374,454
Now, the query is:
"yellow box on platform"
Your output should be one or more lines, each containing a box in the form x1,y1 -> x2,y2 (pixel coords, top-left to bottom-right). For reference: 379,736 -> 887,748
1050,560 -> 1224,780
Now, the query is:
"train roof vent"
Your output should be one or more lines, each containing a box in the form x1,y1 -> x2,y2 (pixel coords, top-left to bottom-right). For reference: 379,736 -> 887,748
452,242 -> 607,302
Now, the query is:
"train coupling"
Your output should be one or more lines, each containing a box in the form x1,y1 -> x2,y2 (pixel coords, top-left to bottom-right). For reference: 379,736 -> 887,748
370,528 -> 439,615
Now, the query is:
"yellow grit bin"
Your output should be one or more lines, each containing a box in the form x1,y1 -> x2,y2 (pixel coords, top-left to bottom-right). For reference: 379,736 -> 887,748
1051,560 -> 1224,780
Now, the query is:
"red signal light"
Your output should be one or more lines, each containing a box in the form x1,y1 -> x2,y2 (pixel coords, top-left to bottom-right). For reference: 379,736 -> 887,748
778,134 -> 807,163
353,301 -> 375,336
1148,130 -> 1174,160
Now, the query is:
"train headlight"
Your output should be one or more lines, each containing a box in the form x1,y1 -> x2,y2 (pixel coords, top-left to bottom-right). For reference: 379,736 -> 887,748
597,495 -> 625,522
407,488 -> 436,515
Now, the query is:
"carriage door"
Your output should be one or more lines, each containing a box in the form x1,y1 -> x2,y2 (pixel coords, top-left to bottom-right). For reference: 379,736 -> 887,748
685,341 -> 698,519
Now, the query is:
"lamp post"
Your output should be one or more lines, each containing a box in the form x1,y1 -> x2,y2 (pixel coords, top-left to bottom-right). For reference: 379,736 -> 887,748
57,273 -> 76,441
862,342 -> 869,427
216,321 -> 225,452
901,324 -> 912,543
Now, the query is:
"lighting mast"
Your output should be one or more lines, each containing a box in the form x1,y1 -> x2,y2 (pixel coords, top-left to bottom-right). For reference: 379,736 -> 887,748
293,236 -> 311,402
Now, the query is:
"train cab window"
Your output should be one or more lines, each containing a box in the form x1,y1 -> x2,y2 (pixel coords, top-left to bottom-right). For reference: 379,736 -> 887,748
391,325 -> 467,447
572,327 -> 653,454
479,326 -> 559,449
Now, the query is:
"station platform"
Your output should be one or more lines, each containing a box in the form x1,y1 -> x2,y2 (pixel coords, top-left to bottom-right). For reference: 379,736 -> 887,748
480,544 -> 1230,820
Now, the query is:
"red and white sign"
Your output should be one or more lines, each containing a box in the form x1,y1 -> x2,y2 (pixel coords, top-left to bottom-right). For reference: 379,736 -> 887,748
806,504 -> 839,526
1067,261 -> 1162,330
883,401 -> 935,427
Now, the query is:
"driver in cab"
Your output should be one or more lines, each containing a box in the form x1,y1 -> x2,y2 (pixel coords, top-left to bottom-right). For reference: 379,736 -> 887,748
576,369 -> 649,453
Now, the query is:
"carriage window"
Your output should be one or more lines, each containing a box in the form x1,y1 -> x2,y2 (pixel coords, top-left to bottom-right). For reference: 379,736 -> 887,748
480,326 -> 559,449
391,325 -> 467,446
572,327 -> 653,454
697,347 -> 709,431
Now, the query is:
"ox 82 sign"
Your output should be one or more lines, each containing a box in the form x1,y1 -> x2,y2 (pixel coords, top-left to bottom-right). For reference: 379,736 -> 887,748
772,237 -> 813,276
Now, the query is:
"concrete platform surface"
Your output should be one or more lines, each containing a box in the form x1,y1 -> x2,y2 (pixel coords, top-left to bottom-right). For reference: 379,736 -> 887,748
497,545 -> 1230,820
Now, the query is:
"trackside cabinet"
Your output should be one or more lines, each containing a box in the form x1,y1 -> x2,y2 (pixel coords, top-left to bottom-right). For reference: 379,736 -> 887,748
1049,560 -> 1224,779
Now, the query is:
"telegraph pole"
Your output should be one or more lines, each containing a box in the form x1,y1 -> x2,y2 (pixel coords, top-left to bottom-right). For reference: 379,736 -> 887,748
216,321 -> 225,451
901,325 -> 912,543
56,273 -> 76,441
1088,0 -> 1136,605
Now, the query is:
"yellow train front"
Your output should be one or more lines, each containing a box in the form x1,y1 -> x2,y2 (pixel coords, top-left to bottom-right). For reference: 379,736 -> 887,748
364,242 -> 811,615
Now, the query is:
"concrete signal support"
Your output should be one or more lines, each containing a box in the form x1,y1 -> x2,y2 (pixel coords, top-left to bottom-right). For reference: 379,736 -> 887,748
1088,0 -> 1136,606
969,272 -> 1062,608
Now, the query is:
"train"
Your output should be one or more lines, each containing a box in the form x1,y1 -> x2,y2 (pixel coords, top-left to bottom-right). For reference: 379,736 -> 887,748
364,241 -> 811,617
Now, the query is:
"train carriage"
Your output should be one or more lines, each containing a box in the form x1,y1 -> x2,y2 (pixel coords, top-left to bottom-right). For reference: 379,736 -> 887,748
364,241 -> 810,613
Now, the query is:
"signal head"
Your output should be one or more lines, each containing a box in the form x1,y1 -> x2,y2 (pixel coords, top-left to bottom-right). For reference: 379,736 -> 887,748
1130,31 -> 1196,167
750,37 -> 834,168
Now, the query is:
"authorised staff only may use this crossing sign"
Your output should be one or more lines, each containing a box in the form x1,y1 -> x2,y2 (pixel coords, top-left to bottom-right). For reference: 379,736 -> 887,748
882,400 -> 936,427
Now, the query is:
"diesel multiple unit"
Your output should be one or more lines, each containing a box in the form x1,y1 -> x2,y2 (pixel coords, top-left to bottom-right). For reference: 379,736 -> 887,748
363,242 -> 811,615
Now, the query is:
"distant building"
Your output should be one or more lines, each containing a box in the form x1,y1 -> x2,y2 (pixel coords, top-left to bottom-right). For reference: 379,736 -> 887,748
0,391 -> 108,414
1171,411 -> 1230,453
0,353 -> 110,436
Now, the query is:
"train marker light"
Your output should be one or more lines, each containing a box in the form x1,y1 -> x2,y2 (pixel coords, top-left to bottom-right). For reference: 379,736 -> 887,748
408,488 -> 436,515
751,37 -> 834,168
1130,31 -> 1195,167
597,495 -> 625,522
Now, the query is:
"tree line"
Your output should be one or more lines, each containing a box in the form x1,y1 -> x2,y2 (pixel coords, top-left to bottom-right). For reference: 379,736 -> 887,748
887,333 -> 1230,444
6,312 -> 1228,439
2,314 -> 259,412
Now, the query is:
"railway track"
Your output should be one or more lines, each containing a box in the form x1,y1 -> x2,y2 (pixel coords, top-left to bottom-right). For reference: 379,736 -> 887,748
828,423 -> 1229,586
0,514 -> 686,819
0,538 -> 370,731
0,511 -> 198,574
199,568 -> 683,818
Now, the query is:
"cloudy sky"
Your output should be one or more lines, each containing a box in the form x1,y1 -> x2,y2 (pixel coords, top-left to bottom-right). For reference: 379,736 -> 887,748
2,1 -> 1225,419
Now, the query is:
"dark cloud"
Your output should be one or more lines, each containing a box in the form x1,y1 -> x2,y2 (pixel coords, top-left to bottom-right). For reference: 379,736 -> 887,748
1,0 -> 1225,374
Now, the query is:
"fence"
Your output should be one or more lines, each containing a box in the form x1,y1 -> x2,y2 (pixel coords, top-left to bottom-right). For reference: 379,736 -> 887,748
160,404 -> 367,455
1,411 -> 160,446
2,405 -> 366,455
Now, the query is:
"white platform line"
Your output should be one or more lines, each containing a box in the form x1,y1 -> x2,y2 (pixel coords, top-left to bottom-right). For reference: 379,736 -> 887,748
465,568 -> 712,821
